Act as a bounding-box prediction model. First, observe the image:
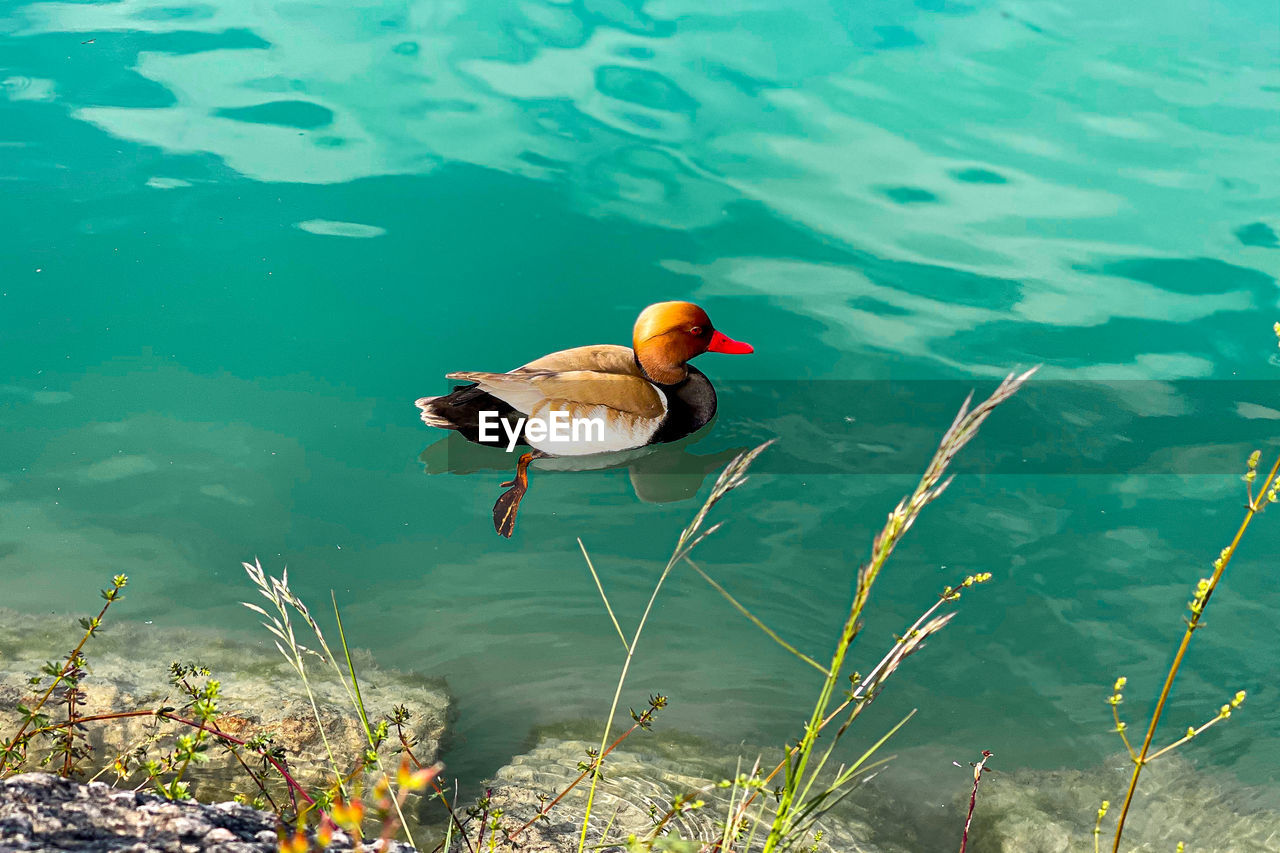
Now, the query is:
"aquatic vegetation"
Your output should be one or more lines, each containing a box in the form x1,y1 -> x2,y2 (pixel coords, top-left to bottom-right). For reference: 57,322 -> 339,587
447,368 -> 1030,853
1101,452 -> 1278,850
756,369 -> 1035,853
0,570 -> 445,848
1,367 -> 1037,853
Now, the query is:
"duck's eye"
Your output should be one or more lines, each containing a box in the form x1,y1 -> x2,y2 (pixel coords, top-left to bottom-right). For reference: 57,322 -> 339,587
690,326 -> 703,336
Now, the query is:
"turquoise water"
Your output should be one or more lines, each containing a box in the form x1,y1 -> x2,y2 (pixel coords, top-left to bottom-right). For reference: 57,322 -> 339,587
3,0 -> 1280,815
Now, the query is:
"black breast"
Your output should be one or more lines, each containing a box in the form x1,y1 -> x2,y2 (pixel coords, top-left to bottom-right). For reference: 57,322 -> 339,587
651,367 -> 718,444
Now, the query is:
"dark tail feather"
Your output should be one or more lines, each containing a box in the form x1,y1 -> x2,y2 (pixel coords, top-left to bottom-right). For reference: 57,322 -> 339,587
415,395 -> 455,428
415,383 -> 521,446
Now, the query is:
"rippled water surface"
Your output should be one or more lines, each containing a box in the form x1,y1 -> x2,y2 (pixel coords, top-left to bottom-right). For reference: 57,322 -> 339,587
3,0 -> 1280,815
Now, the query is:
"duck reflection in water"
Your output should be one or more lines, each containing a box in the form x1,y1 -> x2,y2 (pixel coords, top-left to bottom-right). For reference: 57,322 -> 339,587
417,430 -> 748,508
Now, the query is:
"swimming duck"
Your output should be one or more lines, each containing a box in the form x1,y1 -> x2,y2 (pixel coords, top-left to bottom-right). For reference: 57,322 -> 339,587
415,301 -> 753,537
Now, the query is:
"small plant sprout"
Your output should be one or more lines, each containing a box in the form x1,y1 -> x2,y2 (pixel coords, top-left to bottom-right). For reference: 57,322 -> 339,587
2,574 -> 325,816
1,574 -> 128,775
494,693 -> 669,846
1108,422 -> 1280,849
1142,691 -> 1246,763
1093,800 -> 1109,853
1108,677 -> 1134,760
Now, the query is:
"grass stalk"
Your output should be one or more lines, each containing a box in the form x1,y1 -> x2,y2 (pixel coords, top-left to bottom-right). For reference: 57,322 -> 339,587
241,564 -> 345,795
333,593 -> 372,737
580,538 -> 628,653
761,369 -> 1033,852
576,442 -> 774,853
242,561 -> 417,845
717,574 -> 991,843
684,558 -> 828,675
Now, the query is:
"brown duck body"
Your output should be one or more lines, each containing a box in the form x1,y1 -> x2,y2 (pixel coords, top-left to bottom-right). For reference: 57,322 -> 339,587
414,301 -> 751,536
417,344 -> 718,456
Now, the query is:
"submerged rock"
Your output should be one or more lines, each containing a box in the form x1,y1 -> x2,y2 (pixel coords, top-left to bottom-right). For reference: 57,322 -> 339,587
968,757 -> 1280,853
462,732 -> 1280,853
455,730 -> 912,853
0,772 -> 416,853
0,609 -> 451,805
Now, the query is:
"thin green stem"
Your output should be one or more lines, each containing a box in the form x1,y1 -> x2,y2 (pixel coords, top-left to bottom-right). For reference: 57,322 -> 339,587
720,577 -> 980,845
577,553 -> 680,853
1111,453 -> 1280,851
577,443 -> 772,853
685,558 -> 828,675
1110,704 -> 1136,761
333,593 -> 372,736
580,538 -> 628,653
331,595 -> 415,849
1145,713 -> 1228,763
764,371 -> 1032,852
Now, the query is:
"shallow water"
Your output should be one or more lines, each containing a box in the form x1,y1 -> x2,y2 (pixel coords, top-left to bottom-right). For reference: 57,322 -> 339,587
2,0 -> 1279,817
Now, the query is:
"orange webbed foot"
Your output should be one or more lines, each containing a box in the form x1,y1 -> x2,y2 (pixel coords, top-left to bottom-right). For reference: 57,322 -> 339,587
493,451 -> 535,538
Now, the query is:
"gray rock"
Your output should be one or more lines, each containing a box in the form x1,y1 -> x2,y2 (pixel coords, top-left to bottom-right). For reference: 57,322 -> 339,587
0,609 -> 451,806
969,757 -> 1280,852
458,732 -> 1280,853
0,773 -> 417,853
455,732 -> 907,853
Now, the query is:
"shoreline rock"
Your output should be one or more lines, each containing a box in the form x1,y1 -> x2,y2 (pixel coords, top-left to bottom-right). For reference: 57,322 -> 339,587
0,772 -> 416,853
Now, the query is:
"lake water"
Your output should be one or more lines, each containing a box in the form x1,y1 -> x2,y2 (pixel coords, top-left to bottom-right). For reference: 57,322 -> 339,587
3,0 -> 1279,824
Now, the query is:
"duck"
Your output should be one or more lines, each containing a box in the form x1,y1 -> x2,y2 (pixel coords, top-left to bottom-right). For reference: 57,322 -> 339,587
415,301 -> 753,537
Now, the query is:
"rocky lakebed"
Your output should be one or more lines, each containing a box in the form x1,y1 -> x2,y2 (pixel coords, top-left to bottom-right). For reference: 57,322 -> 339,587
2,610 -> 1278,852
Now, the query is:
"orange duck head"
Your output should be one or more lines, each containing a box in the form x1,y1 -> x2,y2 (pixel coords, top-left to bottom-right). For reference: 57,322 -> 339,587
632,301 -> 753,385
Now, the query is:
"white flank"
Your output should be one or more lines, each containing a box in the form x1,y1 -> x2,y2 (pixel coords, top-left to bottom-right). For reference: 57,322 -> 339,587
525,394 -> 666,456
